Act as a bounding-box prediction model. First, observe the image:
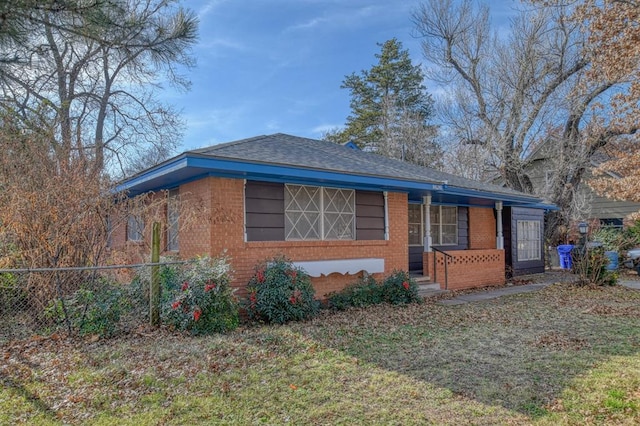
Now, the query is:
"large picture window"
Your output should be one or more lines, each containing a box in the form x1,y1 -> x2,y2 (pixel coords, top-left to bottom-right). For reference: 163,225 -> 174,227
517,220 -> 541,261
430,206 -> 457,245
285,184 -> 355,240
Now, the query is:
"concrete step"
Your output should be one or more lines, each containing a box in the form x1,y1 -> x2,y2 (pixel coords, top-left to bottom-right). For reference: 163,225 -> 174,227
412,275 -> 432,283
418,282 -> 440,291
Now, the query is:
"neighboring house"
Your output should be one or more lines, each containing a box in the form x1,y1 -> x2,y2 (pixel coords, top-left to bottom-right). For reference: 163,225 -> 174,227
112,133 -> 552,297
522,139 -> 640,229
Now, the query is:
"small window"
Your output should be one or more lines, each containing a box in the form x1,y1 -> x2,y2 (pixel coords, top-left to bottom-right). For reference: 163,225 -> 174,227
106,215 -> 112,248
167,189 -> 179,251
430,206 -> 458,245
517,220 -> 541,261
284,184 -> 355,240
127,214 -> 144,242
600,218 -> 623,229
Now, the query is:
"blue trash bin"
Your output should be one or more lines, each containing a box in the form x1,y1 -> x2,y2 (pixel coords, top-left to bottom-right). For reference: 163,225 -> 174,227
557,245 -> 574,269
604,251 -> 619,270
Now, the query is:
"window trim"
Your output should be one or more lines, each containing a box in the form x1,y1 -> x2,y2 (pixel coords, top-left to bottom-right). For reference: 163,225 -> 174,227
408,203 -> 423,247
430,205 -> 458,246
284,184 -> 355,241
516,219 -> 541,261
127,214 -> 144,242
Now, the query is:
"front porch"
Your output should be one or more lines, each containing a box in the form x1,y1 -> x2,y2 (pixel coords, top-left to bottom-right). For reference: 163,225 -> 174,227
409,195 -> 509,290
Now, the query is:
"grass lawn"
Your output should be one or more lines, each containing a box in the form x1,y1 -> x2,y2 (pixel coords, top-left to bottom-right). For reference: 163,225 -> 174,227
2,282 -> 640,425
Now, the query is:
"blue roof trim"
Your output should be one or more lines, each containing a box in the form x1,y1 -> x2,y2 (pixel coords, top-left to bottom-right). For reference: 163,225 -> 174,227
114,155 -> 189,193
440,186 -> 543,204
187,156 -> 444,190
115,152 -> 554,209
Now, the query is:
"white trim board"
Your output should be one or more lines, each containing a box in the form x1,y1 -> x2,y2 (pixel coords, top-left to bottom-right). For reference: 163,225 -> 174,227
293,258 -> 385,277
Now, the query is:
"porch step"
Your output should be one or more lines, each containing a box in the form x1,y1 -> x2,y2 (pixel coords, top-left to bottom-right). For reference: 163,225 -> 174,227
418,282 -> 448,298
418,282 -> 440,291
412,274 -> 432,283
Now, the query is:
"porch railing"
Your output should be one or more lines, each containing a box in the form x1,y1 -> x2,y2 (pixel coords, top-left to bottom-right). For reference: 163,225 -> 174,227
431,246 -> 453,290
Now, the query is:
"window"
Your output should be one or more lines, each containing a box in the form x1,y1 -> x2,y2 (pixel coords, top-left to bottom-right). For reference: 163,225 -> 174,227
127,214 -> 144,242
285,184 -> 355,240
408,204 -> 423,246
600,218 -> 623,229
167,189 -> 179,251
517,220 -> 541,261
430,206 -> 457,245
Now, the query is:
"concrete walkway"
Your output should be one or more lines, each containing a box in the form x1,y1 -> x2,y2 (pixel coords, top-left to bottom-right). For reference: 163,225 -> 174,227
436,271 -> 640,305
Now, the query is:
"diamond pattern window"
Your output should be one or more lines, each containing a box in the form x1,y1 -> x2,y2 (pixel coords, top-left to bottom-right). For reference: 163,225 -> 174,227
285,185 -> 355,240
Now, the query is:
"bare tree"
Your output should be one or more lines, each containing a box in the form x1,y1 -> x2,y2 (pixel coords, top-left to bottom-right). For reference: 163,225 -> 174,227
413,0 -> 639,241
0,0 -> 197,176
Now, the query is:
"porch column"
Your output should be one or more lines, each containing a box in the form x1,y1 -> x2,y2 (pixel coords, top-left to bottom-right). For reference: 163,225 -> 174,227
423,195 -> 432,252
495,201 -> 504,250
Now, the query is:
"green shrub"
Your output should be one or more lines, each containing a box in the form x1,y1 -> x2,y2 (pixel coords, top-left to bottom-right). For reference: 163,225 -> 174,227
591,227 -> 635,252
246,256 -> 319,324
45,279 -> 126,337
327,275 -> 383,310
573,248 -> 618,286
381,270 -> 420,304
161,256 -> 239,335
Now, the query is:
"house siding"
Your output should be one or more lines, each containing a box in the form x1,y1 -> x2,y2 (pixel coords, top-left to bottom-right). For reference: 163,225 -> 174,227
245,181 -> 285,241
504,207 -> 545,276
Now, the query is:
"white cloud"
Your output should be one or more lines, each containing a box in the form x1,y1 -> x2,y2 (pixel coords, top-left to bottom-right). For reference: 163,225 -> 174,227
198,37 -> 245,50
283,4 -> 387,33
197,0 -> 227,20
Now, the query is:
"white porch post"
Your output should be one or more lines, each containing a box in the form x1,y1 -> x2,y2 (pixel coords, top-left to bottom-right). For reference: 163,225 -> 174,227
495,201 -> 504,250
423,195 -> 432,252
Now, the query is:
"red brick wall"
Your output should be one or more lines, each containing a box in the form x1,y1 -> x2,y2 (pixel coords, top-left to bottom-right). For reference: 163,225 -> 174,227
425,249 -> 505,290
468,207 -> 496,250
178,177 -> 408,298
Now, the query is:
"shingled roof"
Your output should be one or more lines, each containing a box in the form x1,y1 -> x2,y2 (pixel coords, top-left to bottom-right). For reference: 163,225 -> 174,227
189,133 -> 534,199
118,132 -> 551,207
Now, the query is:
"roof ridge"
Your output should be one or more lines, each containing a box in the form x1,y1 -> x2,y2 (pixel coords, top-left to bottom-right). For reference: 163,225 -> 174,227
188,134 -> 270,153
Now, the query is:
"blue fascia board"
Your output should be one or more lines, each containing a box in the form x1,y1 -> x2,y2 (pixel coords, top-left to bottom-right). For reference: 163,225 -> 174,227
185,156 -> 446,191
441,186 -> 542,204
115,154 -> 548,208
114,155 -> 189,193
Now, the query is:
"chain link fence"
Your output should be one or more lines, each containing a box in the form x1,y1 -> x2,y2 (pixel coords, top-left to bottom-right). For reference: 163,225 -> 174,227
0,261 -> 187,343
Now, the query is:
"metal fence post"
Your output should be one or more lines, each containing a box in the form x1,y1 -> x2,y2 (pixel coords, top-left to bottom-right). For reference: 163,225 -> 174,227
150,222 -> 161,326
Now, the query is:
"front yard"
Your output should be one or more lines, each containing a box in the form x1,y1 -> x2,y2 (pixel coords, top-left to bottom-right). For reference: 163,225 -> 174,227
2,282 -> 640,425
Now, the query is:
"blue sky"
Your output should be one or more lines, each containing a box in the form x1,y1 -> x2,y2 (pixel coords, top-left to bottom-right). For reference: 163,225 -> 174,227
167,0 -> 518,150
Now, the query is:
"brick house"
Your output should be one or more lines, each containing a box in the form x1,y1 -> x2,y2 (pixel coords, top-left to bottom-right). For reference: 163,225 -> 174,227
112,134 -> 552,297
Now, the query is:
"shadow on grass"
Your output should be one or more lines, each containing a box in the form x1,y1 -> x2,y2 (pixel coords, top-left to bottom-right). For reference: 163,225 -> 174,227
291,284 -> 640,417
0,374 -> 58,421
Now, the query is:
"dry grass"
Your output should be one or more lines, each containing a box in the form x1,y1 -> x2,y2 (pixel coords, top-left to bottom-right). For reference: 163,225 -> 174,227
2,282 -> 640,425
